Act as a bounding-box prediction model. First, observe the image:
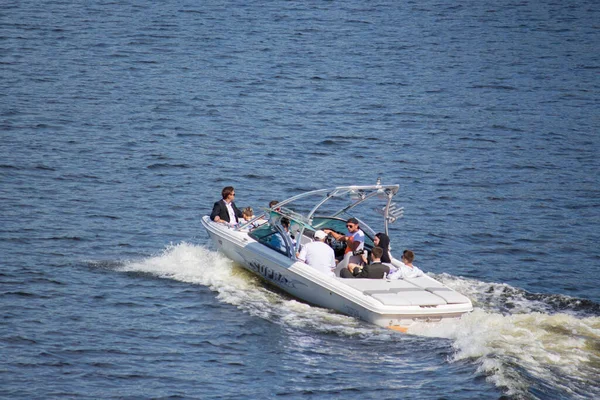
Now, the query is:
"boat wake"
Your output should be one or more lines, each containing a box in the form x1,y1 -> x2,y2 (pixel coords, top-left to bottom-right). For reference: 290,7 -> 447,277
118,242 -> 374,336
414,274 -> 600,399
119,242 -> 600,399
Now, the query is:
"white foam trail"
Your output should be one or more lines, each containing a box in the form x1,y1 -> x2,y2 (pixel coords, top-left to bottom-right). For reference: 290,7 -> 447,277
119,242 -> 377,336
410,276 -> 600,399
119,243 -> 600,398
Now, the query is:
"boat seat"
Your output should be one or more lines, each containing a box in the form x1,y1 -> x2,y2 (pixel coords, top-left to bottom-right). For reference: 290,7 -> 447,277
334,252 -> 365,277
299,234 -> 313,246
404,276 -> 471,304
342,279 -> 448,306
334,252 -> 352,276
341,278 -> 417,291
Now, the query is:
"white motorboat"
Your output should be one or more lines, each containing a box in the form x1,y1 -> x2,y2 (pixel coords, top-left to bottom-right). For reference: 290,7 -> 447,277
201,180 -> 472,332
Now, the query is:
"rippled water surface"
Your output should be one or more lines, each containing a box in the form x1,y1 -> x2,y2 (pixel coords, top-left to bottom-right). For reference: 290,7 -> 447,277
2,0 -> 599,399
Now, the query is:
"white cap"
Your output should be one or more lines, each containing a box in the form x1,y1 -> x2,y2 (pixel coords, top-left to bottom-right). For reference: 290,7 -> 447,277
314,230 -> 327,240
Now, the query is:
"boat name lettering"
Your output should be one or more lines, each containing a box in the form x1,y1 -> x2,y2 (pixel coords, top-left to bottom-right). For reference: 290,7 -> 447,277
249,261 -> 294,287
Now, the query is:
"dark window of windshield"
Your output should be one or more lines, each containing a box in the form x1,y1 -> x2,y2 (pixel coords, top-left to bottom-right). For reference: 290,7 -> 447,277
249,225 -> 291,256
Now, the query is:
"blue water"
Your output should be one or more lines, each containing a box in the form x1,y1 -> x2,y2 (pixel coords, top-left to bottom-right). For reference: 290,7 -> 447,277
2,0 -> 599,399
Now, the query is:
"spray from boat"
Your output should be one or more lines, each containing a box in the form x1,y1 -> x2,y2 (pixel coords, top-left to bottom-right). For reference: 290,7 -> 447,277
117,242 -> 600,399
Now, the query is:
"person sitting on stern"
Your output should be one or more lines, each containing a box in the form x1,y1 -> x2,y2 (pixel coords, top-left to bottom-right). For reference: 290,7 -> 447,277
387,250 -> 424,279
340,246 -> 390,279
210,186 -> 244,225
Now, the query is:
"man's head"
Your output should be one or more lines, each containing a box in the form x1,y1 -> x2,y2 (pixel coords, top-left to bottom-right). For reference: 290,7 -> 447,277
222,186 -> 235,200
269,200 -> 279,208
371,246 -> 383,261
402,250 -> 414,263
314,230 -> 327,241
346,218 -> 359,233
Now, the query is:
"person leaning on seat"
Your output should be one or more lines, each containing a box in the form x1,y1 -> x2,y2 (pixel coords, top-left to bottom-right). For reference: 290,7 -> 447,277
387,249 -> 424,279
340,246 -> 390,279
210,186 -> 244,225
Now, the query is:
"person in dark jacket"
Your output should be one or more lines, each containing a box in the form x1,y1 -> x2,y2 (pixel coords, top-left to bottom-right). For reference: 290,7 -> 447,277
340,246 -> 390,279
210,186 -> 244,225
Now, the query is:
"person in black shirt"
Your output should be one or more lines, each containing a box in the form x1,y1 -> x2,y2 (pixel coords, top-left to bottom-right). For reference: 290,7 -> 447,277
340,246 -> 390,279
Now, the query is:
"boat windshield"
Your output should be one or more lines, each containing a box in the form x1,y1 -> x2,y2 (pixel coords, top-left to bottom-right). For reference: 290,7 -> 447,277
249,223 -> 296,258
241,181 -> 400,258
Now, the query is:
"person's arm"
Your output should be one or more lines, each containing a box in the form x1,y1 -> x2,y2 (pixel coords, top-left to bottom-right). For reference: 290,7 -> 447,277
330,251 -> 337,273
210,201 -> 222,222
298,246 -> 307,262
354,264 -> 370,278
361,251 -> 369,264
323,229 -> 345,241
347,263 -> 361,274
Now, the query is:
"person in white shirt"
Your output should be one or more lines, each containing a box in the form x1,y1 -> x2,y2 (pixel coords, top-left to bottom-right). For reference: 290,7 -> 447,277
298,230 -> 336,277
388,250 -> 424,279
210,186 -> 244,225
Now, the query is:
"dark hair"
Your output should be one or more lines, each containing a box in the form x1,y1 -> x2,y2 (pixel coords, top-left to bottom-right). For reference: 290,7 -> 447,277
281,217 -> 290,227
222,186 -> 235,199
347,217 -> 359,225
375,233 -> 391,263
269,200 -> 278,208
402,250 -> 414,263
371,246 -> 383,260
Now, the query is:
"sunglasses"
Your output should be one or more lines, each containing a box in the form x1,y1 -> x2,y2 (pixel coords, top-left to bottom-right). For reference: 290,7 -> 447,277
346,224 -> 355,228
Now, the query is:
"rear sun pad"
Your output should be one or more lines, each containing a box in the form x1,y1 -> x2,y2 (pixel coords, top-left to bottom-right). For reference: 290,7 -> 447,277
404,276 -> 471,304
370,291 -> 446,306
342,279 -> 448,306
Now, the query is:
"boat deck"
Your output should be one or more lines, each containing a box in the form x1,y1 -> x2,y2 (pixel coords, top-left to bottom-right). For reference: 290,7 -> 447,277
339,276 -> 471,307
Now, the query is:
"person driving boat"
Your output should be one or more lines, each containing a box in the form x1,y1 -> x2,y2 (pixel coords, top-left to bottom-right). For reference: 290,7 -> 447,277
323,217 -> 365,256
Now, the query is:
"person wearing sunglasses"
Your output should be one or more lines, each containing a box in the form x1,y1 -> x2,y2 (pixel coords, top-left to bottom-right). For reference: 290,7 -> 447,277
323,217 -> 365,256
210,186 -> 244,225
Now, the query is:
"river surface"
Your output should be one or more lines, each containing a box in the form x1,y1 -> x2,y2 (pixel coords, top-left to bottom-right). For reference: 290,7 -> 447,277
2,1 -> 599,399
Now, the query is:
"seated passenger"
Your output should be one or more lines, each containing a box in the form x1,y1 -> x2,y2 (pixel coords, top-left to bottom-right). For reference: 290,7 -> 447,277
242,207 -> 254,221
297,230 -> 336,277
340,246 -> 390,279
352,232 -> 392,267
281,217 -> 296,247
242,207 -> 267,228
387,250 -> 424,279
374,232 -> 392,263
268,217 -> 296,253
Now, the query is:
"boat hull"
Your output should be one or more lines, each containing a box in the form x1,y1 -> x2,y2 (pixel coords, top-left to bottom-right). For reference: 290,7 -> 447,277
202,217 -> 472,331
